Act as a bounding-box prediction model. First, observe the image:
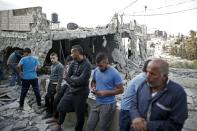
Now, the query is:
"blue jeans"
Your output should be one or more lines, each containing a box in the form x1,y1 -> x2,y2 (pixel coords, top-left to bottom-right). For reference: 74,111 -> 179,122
8,64 -> 21,86
86,103 -> 116,131
119,109 -> 131,131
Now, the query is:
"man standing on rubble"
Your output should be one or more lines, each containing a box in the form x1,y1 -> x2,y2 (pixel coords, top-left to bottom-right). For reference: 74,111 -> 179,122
52,45 -> 91,131
43,52 -> 64,119
130,59 -> 188,131
86,52 -> 124,131
17,48 -> 42,110
7,50 -> 23,86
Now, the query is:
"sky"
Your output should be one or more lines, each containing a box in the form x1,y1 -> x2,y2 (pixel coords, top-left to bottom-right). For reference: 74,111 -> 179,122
0,0 -> 197,35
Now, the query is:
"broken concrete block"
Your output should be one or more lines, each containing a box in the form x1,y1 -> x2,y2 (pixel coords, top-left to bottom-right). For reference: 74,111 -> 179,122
12,120 -> 28,130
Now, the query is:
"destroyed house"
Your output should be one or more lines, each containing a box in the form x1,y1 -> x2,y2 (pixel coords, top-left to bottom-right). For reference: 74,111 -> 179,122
0,6 -> 147,69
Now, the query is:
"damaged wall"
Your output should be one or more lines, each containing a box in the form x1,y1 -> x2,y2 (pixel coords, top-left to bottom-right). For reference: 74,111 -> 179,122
0,6 -> 147,69
0,7 -> 51,65
0,6 -> 50,32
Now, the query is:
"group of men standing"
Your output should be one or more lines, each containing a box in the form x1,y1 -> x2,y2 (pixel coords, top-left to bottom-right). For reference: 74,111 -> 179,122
6,44 -> 188,131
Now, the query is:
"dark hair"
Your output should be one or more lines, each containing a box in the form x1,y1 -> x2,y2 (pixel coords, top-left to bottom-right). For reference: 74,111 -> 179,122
95,52 -> 108,64
65,55 -> 73,62
50,52 -> 58,57
23,48 -> 31,53
142,59 -> 151,72
71,45 -> 83,55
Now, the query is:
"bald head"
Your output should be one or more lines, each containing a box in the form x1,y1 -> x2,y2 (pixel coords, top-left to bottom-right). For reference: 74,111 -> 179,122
149,59 -> 169,76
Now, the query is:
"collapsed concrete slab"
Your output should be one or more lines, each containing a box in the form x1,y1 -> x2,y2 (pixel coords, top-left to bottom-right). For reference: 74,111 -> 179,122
0,7 -> 147,69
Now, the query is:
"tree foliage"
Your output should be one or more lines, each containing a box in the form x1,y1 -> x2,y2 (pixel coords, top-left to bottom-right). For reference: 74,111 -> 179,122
170,30 -> 197,60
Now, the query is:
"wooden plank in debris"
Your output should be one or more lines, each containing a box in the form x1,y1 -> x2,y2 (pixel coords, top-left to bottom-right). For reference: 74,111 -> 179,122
0,94 -> 7,98
0,98 -> 13,101
0,88 -> 13,95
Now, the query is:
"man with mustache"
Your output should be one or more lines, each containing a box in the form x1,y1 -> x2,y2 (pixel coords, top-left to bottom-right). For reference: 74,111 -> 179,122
130,59 -> 188,131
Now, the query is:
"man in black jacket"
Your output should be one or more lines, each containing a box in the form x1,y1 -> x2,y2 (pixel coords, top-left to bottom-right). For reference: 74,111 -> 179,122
52,45 -> 91,131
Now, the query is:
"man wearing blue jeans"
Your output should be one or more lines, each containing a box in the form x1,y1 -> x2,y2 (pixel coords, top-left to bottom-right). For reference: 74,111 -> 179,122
119,60 -> 151,131
86,52 -> 124,131
17,48 -> 41,110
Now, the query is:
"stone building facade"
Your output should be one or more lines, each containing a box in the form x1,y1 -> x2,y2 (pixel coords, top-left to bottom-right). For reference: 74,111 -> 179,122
0,7 -> 147,68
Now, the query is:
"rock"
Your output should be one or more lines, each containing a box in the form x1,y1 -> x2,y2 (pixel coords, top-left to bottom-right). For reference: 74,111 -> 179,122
183,112 -> 197,131
170,76 -> 197,89
12,120 -> 28,130
1,125 -> 13,131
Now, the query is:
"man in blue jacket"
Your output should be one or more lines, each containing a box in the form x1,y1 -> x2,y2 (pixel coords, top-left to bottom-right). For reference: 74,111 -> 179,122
119,60 -> 151,131
130,59 -> 188,131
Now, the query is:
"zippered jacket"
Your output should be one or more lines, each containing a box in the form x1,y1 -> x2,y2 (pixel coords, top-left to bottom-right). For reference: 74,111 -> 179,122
130,80 -> 188,131
64,58 -> 92,97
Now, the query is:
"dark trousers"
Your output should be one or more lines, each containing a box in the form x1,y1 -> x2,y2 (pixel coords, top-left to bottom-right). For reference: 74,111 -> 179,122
8,64 -> 21,86
45,82 -> 57,114
53,84 -> 69,118
0,68 -> 4,80
57,92 -> 87,131
19,78 -> 41,107
119,109 -> 131,131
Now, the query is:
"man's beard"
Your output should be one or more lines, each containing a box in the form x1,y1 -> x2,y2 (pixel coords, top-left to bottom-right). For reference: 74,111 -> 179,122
99,68 -> 107,72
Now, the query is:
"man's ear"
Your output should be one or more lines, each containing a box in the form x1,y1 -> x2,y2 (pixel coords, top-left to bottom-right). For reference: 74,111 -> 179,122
163,74 -> 168,81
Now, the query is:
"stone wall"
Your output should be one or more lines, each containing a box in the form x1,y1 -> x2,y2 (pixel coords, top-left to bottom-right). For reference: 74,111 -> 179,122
0,7 -> 50,33
0,7 -> 51,65
0,31 -> 52,65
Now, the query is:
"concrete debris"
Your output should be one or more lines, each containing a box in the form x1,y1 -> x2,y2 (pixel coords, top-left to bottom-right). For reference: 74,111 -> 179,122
12,120 -> 28,130
0,6 -> 196,131
112,48 -> 126,68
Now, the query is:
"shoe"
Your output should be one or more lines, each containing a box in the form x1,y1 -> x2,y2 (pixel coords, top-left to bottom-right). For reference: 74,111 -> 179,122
17,83 -> 22,86
37,103 -> 44,109
18,106 -> 23,110
45,117 -> 57,124
42,113 -> 53,119
51,125 -> 62,131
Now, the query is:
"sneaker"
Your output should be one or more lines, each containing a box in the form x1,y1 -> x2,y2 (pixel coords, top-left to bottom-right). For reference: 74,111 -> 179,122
45,117 -> 57,124
18,106 -> 24,110
37,103 -> 44,109
51,125 -> 62,131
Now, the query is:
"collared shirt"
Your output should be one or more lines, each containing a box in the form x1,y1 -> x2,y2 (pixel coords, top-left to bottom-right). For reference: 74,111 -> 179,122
130,80 -> 188,131
120,72 -> 146,110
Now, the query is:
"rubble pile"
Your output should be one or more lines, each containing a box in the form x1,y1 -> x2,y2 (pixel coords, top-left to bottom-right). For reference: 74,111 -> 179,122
0,76 -> 60,131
